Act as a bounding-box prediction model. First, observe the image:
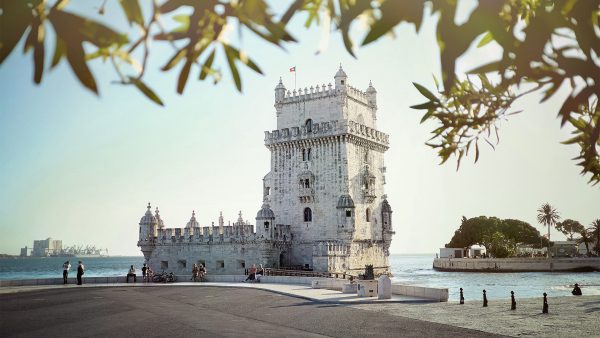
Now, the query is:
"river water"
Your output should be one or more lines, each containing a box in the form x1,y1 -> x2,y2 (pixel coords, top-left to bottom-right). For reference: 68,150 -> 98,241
2,254 -> 599,301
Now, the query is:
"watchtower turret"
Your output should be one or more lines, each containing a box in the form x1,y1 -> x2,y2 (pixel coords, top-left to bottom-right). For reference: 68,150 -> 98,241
334,64 -> 347,89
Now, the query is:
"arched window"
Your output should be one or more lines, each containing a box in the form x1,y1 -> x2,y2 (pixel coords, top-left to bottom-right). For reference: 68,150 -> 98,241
304,207 -> 312,222
305,119 -> 313,132
366,208 -> 371,222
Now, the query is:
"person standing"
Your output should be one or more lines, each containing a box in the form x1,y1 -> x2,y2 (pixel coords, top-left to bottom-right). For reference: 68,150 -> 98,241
141,263 -> 148,282
77,261 -> 84,285
62,261 -> 71,284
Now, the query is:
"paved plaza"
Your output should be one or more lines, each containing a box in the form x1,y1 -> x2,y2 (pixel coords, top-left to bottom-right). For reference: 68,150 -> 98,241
1,286 -> 498,337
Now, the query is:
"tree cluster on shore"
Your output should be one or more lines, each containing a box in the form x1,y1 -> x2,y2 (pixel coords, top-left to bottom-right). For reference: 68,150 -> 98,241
446,203 -> 599,258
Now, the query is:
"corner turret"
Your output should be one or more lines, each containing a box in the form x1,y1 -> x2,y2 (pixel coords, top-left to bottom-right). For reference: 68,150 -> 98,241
275,77 -> 286,102
367,80 -> 377,108
334,64 -> 347,89
256,200 -> 276,239
138,202 -> 158,261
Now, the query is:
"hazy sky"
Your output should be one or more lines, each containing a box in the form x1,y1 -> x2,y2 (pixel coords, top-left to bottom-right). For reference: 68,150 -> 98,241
1,2 -> 598,256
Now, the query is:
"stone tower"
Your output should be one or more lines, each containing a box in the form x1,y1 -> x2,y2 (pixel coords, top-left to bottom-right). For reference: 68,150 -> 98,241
263,66 -> 394,274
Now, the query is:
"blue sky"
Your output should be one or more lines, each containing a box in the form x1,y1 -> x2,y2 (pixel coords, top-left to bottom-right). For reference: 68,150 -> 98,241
0,1 -> 598,255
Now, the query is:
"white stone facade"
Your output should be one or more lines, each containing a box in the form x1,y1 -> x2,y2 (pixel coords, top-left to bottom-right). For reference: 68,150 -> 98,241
138,66 -> 394,275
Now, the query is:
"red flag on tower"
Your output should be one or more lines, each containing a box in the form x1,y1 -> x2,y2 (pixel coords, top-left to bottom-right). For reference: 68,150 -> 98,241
289,66 -> 296,72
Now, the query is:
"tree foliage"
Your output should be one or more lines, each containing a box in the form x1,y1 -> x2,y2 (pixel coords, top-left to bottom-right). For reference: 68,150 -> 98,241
0,0 -> 598,183
555,218 -> 585,240
488,231 -> 516,258
445,216 -> 543,255
589,219 -> 600,255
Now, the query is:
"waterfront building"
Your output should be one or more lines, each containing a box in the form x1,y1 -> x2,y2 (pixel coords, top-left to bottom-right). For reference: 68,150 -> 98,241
32,238 -> 62,257
138,66 -> 394,275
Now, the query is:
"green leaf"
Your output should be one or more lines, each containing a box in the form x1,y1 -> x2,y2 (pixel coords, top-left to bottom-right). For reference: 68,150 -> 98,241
199,49 -> 216,80
362,0 -> 424,46
412,82 -> 438,102
224,44 -> 242,91
411,102 -> 435,110
476,31 -> 494,48
119,0 -> 144,26
0,0 -> 38,63
66,43 -> 98,94
177,59 -> 192,94
32,24 -> 45,84
51,37 -> 66,68
129,77 -> 164,106
49,9 -> 128,48
419,110 -> 434,123
467,60 -> 501,74
162,48 -> 186,71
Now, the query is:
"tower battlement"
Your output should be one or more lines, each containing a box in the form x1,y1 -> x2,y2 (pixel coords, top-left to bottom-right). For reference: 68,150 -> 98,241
264,119 -> 389,148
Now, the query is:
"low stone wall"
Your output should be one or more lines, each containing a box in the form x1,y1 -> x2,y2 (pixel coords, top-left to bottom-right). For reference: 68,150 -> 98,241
433,257 -> 600,272
310,278 -> 449,302
0,275 -> 319,287
391,284 -> 448,302
0,276 -> 131,287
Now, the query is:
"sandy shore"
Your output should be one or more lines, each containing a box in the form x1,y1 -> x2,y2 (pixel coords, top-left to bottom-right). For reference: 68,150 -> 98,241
351,295 -> 600,337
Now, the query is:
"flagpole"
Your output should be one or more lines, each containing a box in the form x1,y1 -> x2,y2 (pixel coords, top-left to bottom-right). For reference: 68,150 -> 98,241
294,66 -> 297,90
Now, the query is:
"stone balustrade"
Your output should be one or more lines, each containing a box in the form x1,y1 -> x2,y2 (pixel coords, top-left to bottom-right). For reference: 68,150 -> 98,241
264,120 -> 389,146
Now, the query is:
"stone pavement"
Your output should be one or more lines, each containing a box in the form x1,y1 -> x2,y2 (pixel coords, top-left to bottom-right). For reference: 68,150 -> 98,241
351,295 -> 600,338
0,286 -> 500,337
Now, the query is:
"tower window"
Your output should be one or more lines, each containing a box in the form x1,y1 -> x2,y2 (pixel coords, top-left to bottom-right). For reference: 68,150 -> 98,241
366,208 -> 371,222
346,210 -> 352,217
264,221 -> 269,229
304,207 -> 312,222
305,119 -> 313,133
302,148 -> 312,161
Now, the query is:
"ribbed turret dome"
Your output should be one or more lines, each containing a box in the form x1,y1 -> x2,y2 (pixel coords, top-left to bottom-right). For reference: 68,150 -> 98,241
382,199 -> 392,213
334,65 -> 347,78
256,202 -> 275,219
186,210 -> 199,228
275,77 -> 285,90
139,203 -> 157,225
367,80 -> 376,93
337,194 -> 355,209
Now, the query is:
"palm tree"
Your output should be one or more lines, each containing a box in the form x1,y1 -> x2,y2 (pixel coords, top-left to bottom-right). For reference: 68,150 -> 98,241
577,229 -> 592,255
537,203 -> 560,257
589,219 -> 600,255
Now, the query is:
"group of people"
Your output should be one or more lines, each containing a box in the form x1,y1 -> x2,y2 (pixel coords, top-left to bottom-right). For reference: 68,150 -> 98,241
191,264 -> 207,282
61,260 -> 85,285
244,264 -> 264,283
127,263 -> 155,283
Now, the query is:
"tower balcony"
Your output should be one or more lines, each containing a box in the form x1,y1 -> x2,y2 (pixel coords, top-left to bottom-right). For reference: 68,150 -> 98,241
299,188 -> 314,203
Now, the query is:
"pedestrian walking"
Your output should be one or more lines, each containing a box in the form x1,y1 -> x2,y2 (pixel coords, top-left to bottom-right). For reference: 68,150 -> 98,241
142,263 -> 148,282
77,261 -> 85,285
62,261 -> 71,284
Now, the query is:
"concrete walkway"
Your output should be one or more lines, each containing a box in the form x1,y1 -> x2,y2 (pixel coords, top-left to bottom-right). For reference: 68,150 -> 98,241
0,281 -> 430,304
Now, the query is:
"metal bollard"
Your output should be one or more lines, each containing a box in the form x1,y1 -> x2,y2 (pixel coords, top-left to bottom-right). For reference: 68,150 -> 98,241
483,289 -> 488,307
460,288 -> 465,304
543,292 -> 549,314
511,291 -> 516,310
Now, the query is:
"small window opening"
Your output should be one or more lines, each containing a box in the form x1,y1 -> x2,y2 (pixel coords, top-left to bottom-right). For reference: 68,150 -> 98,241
216,260 -> 225,269
304,207 -> 312,222
160,261 -> 169,269
366,208 -> 371,222
177,260 -> 187,269
346,210 -> 352,217
305,119 -> 313,133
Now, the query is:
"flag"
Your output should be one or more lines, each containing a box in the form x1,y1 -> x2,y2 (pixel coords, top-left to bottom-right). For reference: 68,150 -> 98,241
289,66 -> 296,72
